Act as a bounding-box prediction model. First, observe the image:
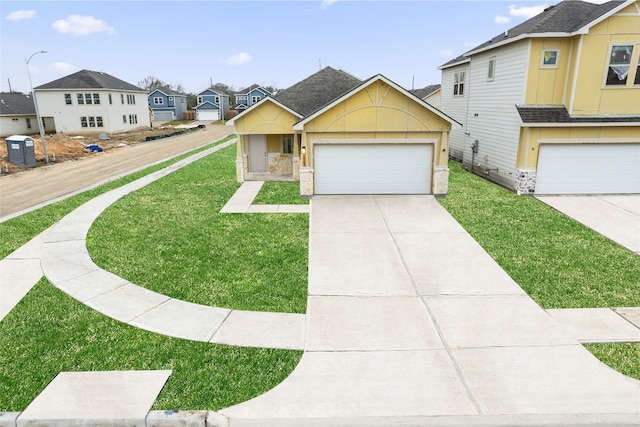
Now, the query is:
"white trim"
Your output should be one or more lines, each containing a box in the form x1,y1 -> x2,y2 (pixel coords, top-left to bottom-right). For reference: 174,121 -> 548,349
294,75 -> 459,130
227,96 -> 303,125
569,34 -> 584,114
537,138 -> 640,143
311,138 -> 438,145
540,48 -> 560,69
522,121 -> 640,128
562,41 -> 574,106
438,57 -> 470,70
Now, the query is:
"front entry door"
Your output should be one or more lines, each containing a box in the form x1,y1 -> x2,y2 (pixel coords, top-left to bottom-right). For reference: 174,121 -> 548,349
249,135 -> 267,173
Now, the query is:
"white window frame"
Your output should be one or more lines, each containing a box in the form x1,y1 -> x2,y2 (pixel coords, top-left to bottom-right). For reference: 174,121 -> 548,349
487,57 -> 496,81
252,95 -> 261,104
64,93 -> 72,105
154,97 -> 163,105
197,96 -> 203,104
540,49 -> 560,68
604,43 -> 636,87
453,71 -> 466,96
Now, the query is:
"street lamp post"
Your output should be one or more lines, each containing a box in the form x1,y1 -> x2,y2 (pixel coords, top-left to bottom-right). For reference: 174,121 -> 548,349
26,50 -> 49,164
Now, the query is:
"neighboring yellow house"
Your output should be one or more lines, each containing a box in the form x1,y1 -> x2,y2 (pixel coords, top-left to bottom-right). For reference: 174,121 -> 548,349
439,0 -> 640,194
228,67 -> 459,197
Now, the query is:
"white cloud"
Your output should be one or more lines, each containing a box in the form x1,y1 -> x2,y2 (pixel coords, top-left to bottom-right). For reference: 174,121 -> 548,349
320,0 -> 339,9
49,62 -> 76,73
6,10 -> 35,21
495,15 -> 511,24
224,52 -> 252,65
440,49 -> 454,57
52,15 -> 116,36
508,4 -> 547,19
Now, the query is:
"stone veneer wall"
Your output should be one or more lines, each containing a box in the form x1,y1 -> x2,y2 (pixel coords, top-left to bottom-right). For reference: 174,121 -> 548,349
432,166 -> 449,197
267,153 -> 293,175
236,156 -> 246,182
515,169 -> 536,195
300,167 -> 314,197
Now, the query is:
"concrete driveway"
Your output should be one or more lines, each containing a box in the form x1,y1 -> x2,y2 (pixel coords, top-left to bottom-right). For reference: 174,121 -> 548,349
220,195 -> 640,424
536,195 -> 640,255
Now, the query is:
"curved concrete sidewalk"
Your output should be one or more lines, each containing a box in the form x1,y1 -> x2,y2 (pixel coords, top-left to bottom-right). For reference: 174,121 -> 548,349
218,195 -> 640,425
37,140 -> 306,350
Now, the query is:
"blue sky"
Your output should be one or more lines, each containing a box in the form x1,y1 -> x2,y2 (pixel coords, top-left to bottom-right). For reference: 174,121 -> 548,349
2,0 -> 597,94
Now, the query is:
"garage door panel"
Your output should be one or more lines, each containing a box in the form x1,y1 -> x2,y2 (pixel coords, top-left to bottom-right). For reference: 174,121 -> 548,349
536,144 -> 640,195
315,144 -> 432,195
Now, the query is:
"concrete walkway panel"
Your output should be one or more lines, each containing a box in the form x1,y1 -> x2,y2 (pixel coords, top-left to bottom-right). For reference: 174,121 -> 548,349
0,258 -> 43,319
453,344 -> 640,415
308,232 -> 415,296
17,370 -> 171,427
221,350 -> 478,419
310,196 -> 388,234
55,269 -> 129,302
84,283 -> 171,323
39,248 -> 99,284
427,295 -> 575,348
130,298 -> 230,342
615,307 -> 640,329
547,308 -> 640,343
307,296 -> 444,351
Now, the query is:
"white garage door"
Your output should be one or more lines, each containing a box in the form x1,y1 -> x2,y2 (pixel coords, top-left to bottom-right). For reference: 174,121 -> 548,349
536,144 -> 640,194
314,144 -> 432,194
153,111 -> 174,121
196,110 -> 219,121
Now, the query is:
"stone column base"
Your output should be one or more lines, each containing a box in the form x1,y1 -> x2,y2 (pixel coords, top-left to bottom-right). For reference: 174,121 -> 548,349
433,166 -> 450,197
515,169 -> 536,195
300,167 -> 314,197
235,156 -> 245,182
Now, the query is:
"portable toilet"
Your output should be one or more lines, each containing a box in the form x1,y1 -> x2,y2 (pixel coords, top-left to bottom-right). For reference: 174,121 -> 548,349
6,135 -> 36,166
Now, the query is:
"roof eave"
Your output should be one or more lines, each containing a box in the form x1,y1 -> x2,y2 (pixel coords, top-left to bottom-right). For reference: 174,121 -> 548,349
437,58 -> 470,71
227,97 -> 302,127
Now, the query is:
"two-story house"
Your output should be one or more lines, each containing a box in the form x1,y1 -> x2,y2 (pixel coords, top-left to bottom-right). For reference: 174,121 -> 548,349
33,70 -> 150,134
194,89 -> 229,121
410,84 -> 441,109
147,86 -> 188,122
0,92 -> 43,137
228,67 -> 458,197
234,84 -> 272,111
439,0 -> 640,195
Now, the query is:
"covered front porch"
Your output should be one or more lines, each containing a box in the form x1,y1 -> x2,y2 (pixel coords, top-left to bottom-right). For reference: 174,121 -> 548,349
235,133 -> 301,183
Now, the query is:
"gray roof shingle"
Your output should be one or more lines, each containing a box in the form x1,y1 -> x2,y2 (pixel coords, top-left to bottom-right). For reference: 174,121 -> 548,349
274,67 -> 362,117
0,92 -> 36,115
516,105 -> 640,123
35,69 -> 144,91
411,84 -> 441,99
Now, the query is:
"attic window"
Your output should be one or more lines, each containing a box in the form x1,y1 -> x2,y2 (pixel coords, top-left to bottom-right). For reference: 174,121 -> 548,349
605,45 -> 633,86
540,49 -> 559,68
487,57 -> 496,81
454,71 -> 465,96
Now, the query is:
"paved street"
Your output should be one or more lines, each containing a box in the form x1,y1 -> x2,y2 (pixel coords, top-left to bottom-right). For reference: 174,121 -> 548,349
0,124 -> 234,219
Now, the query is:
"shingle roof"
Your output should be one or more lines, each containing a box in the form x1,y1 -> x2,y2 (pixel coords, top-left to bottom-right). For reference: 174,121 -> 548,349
0,92 -> 36,115
516,105 -> 640,123
274,67 -> 362,117
236,84 -> 271,95
468,0 -> 624,54
35,69 -> 144,91
151,86 -> 186,96
411,84 -> 441,100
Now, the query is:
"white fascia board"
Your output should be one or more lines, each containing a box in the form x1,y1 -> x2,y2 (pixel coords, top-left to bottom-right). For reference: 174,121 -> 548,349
226,96 -> 302,125
574,0 -> 637,33
522,121 -> 640,128
294,75 -> 460,130
437,58 -> 470,71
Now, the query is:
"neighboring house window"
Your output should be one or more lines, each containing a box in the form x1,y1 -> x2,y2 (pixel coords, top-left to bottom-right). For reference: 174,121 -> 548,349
283,134 -> 294,154
89,117 -> 96,127
65,94 -> 72,105
26,118 -> 31,129
168,96 -> 173,101
93,94 -> 100,104
85,94 -> 92,105
81,117 -> 88,127
541,49 -> 559,68
77,94 -> 84,104
97,117 -> 103,127
123,115 -> 127,123
127,94 -> 136,104
487,57 -> 496,81
109,94 -> 113,104
454,71 -> 465,96
197,96 -> 203,104
154,97 -> 163,105
129,114 -> 138,124
215,96 -> 220,103
252,96 -> 261,103
121,94 -> 125,104
605,45 -> 634,86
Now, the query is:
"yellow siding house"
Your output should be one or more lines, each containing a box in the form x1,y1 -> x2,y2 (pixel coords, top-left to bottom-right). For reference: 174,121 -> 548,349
229,67 -> 459,197
440,0 -> 640,194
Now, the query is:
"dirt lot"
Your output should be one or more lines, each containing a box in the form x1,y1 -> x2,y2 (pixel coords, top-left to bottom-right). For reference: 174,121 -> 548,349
0,124 -> 202,175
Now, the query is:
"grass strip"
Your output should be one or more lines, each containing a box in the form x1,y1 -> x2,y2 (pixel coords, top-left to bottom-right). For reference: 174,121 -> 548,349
87,145 -> 308,313
0,278 -> 301,412
253,182 -> 309,205
439,161 -> 640,309
584,343 -> 640,380
0,135 -> 235,259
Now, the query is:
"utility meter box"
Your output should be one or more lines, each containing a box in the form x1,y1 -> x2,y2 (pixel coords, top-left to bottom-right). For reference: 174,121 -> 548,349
6,135 -> 36,166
